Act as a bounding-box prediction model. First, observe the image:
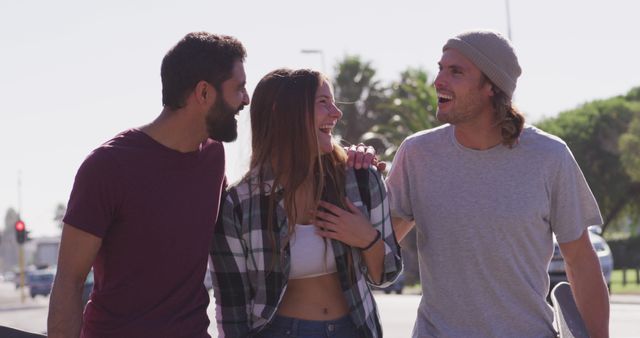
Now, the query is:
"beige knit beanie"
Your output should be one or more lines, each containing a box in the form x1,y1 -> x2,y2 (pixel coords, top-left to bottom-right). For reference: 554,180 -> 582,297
443,29 -> 521,98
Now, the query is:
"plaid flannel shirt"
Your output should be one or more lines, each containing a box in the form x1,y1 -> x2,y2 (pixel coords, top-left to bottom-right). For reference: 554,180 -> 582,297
210,166 -> 402,338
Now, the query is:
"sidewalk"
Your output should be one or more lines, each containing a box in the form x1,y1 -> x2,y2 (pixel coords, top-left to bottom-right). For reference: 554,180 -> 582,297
0,282 -> 47,312
610,293 -> 640,305
0,282 -> 48,335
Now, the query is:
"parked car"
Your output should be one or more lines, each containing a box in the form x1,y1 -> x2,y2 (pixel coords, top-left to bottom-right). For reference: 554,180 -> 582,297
28,268 -> 55,298
548,225 -> 613,290
11,268 -> 33,290
374,271 -> 405,294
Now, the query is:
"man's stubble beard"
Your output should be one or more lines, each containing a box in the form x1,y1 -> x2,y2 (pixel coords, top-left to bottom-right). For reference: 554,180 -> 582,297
436,93 -> 490,125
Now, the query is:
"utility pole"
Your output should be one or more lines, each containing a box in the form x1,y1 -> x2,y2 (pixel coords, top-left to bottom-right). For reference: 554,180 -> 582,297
17,171 -> 25,303
505,0 -> 513,41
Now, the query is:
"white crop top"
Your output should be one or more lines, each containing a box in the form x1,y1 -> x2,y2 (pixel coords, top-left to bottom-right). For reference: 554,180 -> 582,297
288,224 -> 337,279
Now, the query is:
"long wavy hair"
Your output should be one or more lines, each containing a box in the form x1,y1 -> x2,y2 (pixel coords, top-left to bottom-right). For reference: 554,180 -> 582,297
249,68 -> 350,273
484,76 -> 525,147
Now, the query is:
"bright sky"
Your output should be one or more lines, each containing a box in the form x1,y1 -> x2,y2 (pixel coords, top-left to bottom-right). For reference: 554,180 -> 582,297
1,0 -> 638,237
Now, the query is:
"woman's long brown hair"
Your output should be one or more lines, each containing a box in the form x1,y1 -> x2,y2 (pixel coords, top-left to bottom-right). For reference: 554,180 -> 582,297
249,68 -> 353,279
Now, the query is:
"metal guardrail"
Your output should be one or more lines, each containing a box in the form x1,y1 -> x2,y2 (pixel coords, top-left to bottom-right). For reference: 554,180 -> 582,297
619,268 -> 640,286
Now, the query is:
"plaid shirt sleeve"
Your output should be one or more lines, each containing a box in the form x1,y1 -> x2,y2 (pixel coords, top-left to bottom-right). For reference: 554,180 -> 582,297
210,188 -> 252,338
352,169 -> 402,287
362,168 -> 403,287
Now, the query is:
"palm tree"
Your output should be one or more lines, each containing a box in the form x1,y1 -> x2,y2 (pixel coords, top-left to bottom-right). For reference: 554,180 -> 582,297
333,56 -> 389,146
364,68 -> 439,161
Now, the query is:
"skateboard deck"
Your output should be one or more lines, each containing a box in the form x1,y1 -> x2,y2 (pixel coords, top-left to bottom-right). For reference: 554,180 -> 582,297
550,282 -> 589,338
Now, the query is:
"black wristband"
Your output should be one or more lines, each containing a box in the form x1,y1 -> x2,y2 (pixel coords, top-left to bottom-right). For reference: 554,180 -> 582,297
361,230 -> 381,251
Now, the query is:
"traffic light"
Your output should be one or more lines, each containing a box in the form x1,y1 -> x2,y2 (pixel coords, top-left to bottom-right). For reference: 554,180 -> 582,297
15,220 -> 26,244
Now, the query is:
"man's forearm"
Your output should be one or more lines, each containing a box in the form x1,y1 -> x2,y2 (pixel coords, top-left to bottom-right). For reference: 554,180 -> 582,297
566,255 -> 610,338
48,278 -> 85,338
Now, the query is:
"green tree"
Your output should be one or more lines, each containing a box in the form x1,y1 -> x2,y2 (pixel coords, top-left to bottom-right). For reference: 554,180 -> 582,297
619,114 -> 640,182
1,208 -> 20,271
625,86 -> 640,101
2,207 -> 19,239
54,203 -> 66,229
619,87 -> 640,183
536,92 -> 640,233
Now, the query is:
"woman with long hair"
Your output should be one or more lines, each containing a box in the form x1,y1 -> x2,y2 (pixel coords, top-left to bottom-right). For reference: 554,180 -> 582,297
211,68 -> 402,338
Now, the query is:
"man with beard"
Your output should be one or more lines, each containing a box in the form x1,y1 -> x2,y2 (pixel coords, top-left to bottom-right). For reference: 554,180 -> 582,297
386,30 -> 609,337
48,32 -> 250,338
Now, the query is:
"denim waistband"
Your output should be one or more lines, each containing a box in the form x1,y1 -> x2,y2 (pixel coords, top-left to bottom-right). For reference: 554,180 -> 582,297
267,314 -> 354,334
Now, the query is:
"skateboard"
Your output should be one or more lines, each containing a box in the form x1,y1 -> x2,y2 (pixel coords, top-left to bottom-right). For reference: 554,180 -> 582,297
550,282 -> 589,338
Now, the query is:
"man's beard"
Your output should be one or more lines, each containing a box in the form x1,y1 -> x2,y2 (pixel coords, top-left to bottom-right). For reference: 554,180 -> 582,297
436,95 -> 486,125
206,96 -> 243,142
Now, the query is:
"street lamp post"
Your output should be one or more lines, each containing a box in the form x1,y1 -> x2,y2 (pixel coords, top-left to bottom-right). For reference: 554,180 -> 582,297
300,49 -> 326,74
505,0 -> 513,41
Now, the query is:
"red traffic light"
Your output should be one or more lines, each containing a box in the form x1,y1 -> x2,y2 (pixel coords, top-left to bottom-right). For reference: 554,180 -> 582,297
15,220 -> 26,244
15,220 -> 25,231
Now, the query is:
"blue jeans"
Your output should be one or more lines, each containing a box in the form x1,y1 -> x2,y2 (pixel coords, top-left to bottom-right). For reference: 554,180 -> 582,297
255,314 -> 361,338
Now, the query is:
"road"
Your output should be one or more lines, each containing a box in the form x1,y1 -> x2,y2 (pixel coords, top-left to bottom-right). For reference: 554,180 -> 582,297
1,282 -> 638,337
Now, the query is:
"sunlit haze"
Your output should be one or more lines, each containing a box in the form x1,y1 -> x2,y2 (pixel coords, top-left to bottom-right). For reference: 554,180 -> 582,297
1,0 -> 638,236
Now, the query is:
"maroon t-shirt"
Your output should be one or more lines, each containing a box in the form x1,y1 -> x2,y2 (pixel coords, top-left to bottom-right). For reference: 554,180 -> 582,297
64,129 -> 225,338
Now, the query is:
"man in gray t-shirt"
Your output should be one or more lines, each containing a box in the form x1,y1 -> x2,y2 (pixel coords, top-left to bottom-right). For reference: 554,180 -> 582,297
386,30 -> 609,338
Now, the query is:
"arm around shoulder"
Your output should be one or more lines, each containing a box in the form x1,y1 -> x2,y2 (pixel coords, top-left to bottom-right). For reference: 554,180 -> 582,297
48,224 -> 102,338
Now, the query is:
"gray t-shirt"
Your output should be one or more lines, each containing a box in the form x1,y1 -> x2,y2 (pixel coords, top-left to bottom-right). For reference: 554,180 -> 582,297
386,124 -> 602,338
